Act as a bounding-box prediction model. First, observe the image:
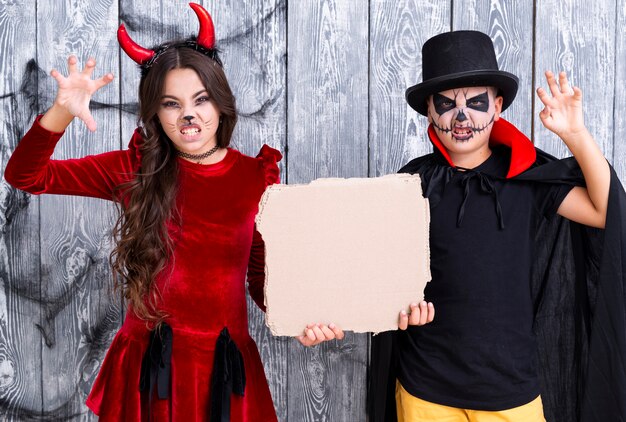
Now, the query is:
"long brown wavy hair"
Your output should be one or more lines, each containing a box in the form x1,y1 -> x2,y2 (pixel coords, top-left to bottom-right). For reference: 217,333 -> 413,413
111,46 -> 237,323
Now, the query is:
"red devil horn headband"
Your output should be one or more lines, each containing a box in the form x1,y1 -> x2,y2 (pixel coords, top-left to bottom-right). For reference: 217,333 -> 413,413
117,24 -> 154,64
117,2 -> 216,65
189,2 -> 215,49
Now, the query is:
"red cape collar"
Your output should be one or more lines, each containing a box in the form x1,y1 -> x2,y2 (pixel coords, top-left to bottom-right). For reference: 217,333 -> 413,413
427,118 -> 536,178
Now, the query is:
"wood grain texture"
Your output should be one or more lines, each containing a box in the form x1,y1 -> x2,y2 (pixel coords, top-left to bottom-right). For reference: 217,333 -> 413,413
534,0 -> 615,160
1,1 -> 625,420
369,0 -> 450,177
614,0 -> 626,181
287,0 -> 369,420
209,0 -> 287,158
288,0 -> 369,182
36,0 -> 122,419
0,1 -> 43,419
453,0 -> 533,136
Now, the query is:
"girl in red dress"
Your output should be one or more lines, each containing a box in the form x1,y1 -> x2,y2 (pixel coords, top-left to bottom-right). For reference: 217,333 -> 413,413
4,3 -> 280,421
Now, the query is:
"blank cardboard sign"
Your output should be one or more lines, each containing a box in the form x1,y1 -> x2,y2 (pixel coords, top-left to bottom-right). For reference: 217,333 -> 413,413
255,174 -> 431,336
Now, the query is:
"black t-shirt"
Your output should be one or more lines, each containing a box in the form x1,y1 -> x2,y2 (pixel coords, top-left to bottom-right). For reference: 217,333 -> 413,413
397,146 -> 574,411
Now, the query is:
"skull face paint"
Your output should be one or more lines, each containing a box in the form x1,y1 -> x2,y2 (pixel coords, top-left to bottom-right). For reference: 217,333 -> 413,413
427,86 -> 503,162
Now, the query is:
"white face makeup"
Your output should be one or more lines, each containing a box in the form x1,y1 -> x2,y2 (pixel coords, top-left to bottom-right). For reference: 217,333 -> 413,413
427,86 -> 503,162
157,68 -> 220,156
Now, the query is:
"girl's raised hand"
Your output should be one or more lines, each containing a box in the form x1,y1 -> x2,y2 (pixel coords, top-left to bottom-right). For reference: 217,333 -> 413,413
50,55 -> 114,132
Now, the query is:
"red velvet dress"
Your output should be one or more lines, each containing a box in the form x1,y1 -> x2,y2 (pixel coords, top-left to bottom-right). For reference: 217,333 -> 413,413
4,117 -> 281,421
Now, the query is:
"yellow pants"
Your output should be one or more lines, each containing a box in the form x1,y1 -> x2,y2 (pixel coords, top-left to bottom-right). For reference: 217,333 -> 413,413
395,381 -> 546,422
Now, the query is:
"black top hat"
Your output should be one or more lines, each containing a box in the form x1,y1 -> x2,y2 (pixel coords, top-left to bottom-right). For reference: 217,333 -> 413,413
406,30 -> 519,116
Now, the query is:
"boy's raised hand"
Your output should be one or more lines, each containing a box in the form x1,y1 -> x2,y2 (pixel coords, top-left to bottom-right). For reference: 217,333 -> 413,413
398,301 -> 435,330
49,55 -> 114,132
536,71 -> 587,140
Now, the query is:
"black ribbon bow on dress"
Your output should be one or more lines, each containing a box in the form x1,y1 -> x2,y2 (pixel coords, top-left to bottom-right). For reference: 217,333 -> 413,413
210,327 -> 247,422
139,323 -> 246,421
139,322 -> 173,419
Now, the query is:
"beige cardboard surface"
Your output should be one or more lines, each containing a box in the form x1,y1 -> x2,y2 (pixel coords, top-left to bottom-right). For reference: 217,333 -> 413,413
256,174 -> 431,336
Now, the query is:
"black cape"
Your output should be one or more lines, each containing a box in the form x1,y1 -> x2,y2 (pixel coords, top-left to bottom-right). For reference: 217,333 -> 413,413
368,148 -> 626,422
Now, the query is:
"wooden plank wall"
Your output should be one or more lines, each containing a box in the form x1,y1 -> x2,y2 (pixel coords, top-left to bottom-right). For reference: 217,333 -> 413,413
36,2 -> 121,419
287,1 -> 369,420
0,1 -> 42,419
0,0 -> 624,420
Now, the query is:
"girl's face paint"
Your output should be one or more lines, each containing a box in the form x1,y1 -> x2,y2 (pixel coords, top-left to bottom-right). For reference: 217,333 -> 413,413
157,68 -> 221,156
427,86 -> 503,160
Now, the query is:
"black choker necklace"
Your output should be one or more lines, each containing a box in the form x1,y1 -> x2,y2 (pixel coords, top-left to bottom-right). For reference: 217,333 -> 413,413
176,145 -> 220,164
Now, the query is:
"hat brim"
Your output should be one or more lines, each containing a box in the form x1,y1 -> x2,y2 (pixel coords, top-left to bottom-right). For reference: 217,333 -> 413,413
405,70 -> 519,116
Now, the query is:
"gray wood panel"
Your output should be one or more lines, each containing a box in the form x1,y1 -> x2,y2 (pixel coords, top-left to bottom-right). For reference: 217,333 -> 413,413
369,0 -> 451,177
534,0 -> 616,160
287,0 -> 369,420
288,0 -> 369,181
453,0 -> 534,136
0,1 -> 42,419
211,0 -> 287,158
36,0 -> 122,419
614,1 -> 626,181
368,0 -> 449,416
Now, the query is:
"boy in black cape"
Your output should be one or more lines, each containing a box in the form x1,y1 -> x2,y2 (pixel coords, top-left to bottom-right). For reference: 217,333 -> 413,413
367,30 -> 626,421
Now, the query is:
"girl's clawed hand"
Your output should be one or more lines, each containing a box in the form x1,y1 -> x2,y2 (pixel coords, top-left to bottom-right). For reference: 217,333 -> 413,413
50,55 -> 114,132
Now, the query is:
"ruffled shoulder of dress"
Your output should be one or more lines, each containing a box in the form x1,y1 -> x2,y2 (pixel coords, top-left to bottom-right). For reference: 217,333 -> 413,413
127,128 -> 144,168
256,144 -> 282,186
